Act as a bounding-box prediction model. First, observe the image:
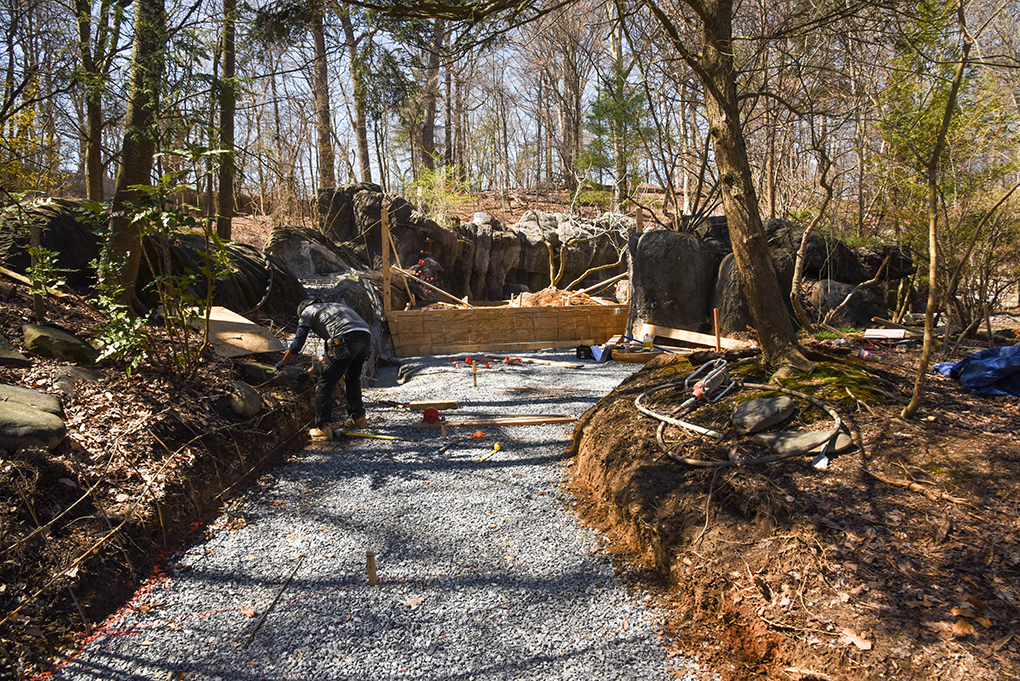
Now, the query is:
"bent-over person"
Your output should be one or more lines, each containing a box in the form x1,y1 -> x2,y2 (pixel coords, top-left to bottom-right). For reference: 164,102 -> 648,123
276,298 -> 372,440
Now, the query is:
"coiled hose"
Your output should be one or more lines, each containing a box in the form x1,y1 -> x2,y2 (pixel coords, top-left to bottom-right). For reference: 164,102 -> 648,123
636,381 -> 843,467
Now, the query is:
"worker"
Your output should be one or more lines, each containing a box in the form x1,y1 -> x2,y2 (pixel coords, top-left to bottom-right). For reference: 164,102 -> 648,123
276,298 -> 372,440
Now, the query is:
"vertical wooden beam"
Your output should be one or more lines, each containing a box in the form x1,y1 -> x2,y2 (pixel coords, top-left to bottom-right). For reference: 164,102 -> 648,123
381,206 -> 392,315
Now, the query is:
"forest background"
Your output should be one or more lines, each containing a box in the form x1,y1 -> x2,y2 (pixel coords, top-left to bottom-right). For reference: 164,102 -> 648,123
2,0 -> 1020,378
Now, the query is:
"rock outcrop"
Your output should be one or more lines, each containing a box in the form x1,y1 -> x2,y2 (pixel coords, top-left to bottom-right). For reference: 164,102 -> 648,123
0,384 -> 66,450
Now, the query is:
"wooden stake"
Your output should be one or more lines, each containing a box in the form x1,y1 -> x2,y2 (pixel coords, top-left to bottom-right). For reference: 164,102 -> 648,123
366,551 -> 378,585
713,308 -> 721,352
381,208 -> 392,315
472,361 -> 477,387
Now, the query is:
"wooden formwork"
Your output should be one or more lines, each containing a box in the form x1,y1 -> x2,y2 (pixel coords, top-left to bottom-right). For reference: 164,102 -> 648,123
386,305 -> 627,357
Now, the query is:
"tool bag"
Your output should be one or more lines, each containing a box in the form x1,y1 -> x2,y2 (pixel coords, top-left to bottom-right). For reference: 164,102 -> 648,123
324,335 -> 350,362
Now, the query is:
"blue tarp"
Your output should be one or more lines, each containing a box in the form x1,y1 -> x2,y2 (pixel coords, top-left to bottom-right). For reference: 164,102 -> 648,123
933,346 -> 1020,397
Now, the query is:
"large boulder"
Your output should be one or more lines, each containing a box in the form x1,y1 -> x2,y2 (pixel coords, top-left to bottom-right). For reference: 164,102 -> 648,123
138,235 -> 307,322
630,230 -> 721,331
509,212 -> 557,292
712,248 -> 798,334
858,244 -> 914,281
811,279 -> 887,328
264,224 -> 364,278
0,401 -> 66,450
506,210 -> 630,295
0,198 -> 104,289
765,218 -> 870,285
0,383 -> 64,418
318,185 -> 463,295
0,331 -> 31,368
22,324 -> 100,364
691,215 -> 731,252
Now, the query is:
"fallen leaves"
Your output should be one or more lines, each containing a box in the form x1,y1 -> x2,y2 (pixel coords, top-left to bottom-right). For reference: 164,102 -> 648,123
240,605 -> 257,618
952,619 -> 976,637
403,596 -> 424,609
839,627 -> 873,650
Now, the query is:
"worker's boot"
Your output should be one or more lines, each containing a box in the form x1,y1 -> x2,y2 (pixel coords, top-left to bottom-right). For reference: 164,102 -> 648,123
344,414 -> 368,429
309,424 -> 333,441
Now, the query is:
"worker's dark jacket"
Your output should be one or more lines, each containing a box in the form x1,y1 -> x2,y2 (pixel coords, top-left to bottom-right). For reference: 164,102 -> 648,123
288,302 -> 371,354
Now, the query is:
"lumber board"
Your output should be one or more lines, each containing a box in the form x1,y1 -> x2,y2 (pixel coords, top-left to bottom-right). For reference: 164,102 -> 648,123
483,353 -> 583,368
870,317 -> 925,337
639,323 -> 751,350
409,400 -> 459,411
416,414 -> 577,429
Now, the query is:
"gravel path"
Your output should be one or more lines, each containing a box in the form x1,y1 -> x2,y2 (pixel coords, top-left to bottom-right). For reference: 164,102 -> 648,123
54,352 -> 698,680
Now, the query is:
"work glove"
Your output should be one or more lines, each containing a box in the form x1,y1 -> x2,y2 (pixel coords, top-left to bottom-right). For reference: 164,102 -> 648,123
273,363 -> 283,373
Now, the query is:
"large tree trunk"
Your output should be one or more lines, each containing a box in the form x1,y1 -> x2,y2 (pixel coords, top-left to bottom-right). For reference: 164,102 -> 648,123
339,9 -> 371,183
421,19 -> 444,171
697,0 -> 810,370
310,8 -> 334,190
104,0 -> 165,310
75,0 -> 125,201
216,0 -> 236,239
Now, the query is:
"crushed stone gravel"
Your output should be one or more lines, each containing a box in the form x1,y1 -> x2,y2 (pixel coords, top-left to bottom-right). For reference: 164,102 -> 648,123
52,351 -> 702,680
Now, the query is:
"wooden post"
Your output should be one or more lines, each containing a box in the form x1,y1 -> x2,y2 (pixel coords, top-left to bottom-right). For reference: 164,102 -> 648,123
366,551 -> 378,585
381,207 -> 391,315
635,206 -> 644,234
713,308 -> 721,352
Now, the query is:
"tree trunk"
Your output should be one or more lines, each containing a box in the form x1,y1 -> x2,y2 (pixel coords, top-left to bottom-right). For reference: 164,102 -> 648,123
216,0 -> 236,239
339,9 -> 371,183
902,6 -> 971,420
696,0 -> 809,370
310,8 -> 334,190
75,0 -> 125,202
104,0 -> 165,310
421,18 -> 444,171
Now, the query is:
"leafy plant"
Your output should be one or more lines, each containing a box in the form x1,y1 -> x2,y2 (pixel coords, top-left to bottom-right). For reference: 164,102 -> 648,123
100,159 -> 236,378
92,255 -> 151,377
402,165 -> 472,226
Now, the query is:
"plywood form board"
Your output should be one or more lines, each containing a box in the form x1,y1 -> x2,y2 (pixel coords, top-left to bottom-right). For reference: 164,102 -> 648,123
192,306 -> 288,358
387,306 -> 625,356
639,322 -> 751,350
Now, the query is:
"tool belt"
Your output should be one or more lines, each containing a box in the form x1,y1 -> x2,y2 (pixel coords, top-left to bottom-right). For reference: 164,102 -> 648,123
324,335 -> 349,362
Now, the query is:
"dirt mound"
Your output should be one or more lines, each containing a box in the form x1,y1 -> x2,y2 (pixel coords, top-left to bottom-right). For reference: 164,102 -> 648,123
569,348 -> 1020,681
0,288 -> 313,680
518,286 -> 608,306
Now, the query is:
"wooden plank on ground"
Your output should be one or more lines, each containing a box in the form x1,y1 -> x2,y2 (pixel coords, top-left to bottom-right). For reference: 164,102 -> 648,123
862,328 -> 907,340
483,353 -> 584,368
416,414 -> 577,429
870,317 -> 926,337
192,306 -> 287,357
639,322 -> 751,350
409,400 -> 459,411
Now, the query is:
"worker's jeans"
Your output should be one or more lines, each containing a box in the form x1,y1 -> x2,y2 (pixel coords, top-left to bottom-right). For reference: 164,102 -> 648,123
315,330 -> 371,428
